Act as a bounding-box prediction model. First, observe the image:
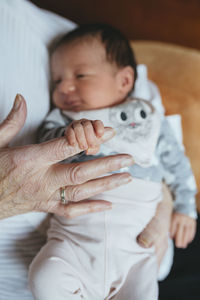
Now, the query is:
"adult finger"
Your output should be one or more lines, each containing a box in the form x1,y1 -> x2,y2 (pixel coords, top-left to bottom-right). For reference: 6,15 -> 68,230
137,218 -> 159,248
50,154 -> 134,188
51,172 -> 132,203
155,235 -> 168,267
32,127 -> 116,166
0,94 -> 27,147
50,199 -> 112,219
137,188 -> 172,248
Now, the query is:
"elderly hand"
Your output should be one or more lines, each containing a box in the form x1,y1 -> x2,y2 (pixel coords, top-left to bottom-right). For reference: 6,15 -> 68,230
0,94 -> 134,220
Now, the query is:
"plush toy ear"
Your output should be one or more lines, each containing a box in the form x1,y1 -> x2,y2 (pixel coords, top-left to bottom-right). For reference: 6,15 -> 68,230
117,66 -> 134,96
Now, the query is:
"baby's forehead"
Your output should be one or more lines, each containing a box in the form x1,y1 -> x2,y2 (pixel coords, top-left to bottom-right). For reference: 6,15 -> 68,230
56,35 -> 104,54
52,36 -> 117,68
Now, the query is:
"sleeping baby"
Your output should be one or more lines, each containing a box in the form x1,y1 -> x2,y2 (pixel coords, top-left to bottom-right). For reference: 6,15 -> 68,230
29,23 -> 197,300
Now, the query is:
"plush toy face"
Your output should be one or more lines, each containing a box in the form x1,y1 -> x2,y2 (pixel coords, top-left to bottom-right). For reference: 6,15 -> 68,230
109,98 -> 156,143
63,97 -> 161,166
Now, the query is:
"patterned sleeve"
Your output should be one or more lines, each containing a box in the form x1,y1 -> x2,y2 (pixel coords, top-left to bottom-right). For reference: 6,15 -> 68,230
157,119 -> 197,218
38,108 -> 71,143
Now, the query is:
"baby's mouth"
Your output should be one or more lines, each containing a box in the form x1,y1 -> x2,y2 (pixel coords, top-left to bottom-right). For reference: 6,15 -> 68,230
64,99 -> 80,106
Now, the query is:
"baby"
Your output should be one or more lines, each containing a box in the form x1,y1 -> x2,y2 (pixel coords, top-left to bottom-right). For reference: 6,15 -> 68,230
29,24 -> 197,300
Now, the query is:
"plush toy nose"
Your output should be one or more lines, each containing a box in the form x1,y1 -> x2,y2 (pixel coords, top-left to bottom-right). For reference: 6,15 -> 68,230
130,122 -> 136,127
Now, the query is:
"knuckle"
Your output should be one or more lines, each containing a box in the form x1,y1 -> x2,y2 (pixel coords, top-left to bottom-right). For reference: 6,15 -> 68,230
83,120 -> 92,129
21,180 -> 41,196
72,121 -> 81,129
88,142 -> 96,148
67,186 -> 83,202
69,164 -> 86,185
63,207 -> 71,218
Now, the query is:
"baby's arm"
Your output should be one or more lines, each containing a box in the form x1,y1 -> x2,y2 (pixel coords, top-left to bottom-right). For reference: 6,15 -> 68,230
65,119 -> 105,155
158,119 -> 197,248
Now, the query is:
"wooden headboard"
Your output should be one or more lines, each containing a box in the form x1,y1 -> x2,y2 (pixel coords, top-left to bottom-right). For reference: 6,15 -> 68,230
30,0 -> 200,201
31,0 -> 200,50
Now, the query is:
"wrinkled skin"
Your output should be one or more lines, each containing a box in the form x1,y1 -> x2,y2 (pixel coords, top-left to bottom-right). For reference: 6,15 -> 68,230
0,95 -> 134,219
0,94 -> 173,262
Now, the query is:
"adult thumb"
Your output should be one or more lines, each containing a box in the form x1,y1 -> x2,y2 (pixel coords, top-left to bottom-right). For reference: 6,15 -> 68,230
0,94 -> 27,147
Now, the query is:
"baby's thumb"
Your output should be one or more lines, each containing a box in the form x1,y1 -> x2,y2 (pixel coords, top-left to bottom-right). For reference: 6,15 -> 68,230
0,94 -> 27,147
98,127 -> 116,144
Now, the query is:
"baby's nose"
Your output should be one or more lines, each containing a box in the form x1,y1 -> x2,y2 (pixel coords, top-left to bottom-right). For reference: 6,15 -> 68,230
58,79 -> 75,94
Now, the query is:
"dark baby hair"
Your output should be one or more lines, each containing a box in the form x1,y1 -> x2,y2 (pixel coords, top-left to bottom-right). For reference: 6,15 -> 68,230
52,23 -> 137,89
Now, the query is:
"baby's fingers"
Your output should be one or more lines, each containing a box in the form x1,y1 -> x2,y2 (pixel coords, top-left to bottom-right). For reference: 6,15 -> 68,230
182,226 -> 191,248
188,221 -> 196,244
86,146 -> 100,155
93,120 -> 105,138
72,121 -> 88,149
82,120 -> 99,148
174,224 -> 184,248
65,127 -> 77,146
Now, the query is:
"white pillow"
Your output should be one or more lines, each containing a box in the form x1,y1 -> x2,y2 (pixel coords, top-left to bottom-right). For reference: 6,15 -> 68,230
0,3 -> 76,297
0,0 -> 76,146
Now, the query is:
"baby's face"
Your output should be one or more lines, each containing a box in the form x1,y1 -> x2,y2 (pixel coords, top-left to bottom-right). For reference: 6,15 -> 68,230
51,38 -> 124,112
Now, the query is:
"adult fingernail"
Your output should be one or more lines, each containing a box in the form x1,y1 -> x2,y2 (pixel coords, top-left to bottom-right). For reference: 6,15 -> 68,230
96,203 -> 112,210
14,94 -> 23,111
120,174 -> 132,183
119,156 -> 134,168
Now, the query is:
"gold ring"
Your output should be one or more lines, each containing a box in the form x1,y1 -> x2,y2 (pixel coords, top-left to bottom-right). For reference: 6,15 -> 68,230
60,187 -> 68,205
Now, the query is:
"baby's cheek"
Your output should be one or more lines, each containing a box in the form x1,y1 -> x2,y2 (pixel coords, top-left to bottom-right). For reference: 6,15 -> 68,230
52,90 -> 59,106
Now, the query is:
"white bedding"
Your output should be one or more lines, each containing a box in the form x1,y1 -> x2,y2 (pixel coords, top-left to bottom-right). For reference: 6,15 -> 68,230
0,1 -> 75,298
0,1 -> 181,298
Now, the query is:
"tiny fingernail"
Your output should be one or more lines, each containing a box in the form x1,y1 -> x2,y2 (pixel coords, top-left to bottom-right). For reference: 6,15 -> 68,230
14,94 -> 23,111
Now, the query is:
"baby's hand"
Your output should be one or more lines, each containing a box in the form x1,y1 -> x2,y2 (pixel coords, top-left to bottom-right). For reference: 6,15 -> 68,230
65,119 -> 105,155
170,212 -> 196,248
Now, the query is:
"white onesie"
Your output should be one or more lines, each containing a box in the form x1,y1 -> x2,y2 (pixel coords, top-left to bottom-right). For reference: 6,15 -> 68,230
29,98 -> 163,300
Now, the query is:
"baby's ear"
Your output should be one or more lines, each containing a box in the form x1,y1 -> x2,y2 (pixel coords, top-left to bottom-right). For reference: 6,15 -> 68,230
117,66 -> 134,96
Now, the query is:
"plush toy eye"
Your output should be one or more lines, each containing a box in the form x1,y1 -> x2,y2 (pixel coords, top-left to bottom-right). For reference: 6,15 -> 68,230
115,110 -> 129,124
120,111 -> 128,121
140,110 -> 147,119
134,107 -> 148,122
